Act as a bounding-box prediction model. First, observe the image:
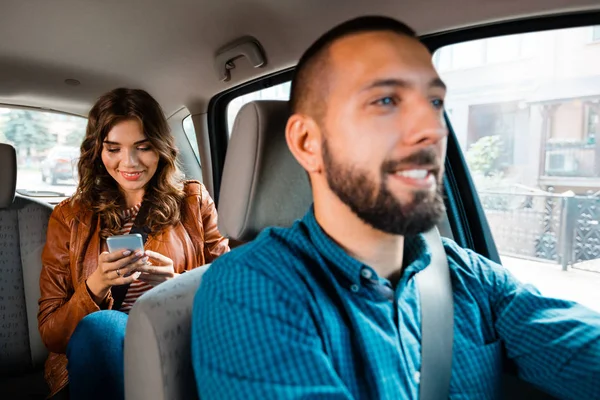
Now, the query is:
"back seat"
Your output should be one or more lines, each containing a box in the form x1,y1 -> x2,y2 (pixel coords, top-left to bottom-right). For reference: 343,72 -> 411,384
0,143 -> 54,398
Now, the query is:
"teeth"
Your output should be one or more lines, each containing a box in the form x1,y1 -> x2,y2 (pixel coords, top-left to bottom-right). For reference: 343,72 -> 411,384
123,172 -> 140,176
395,169 -> 429,179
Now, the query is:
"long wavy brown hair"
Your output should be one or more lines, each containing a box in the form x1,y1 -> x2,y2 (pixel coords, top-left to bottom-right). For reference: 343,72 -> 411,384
73,88 -> 185,238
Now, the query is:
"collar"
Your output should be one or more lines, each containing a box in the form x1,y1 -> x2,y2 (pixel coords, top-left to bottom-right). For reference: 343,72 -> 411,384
302,206 -> 433,287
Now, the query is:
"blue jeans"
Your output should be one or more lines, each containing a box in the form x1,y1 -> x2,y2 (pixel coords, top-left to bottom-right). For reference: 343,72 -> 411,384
66,310 -> 128,400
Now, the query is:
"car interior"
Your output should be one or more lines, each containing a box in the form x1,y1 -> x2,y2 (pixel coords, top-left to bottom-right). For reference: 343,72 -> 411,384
1,0 -> 600,399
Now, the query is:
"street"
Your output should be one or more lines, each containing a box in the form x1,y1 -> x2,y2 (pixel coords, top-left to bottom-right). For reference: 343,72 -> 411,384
503,256 -> 600,313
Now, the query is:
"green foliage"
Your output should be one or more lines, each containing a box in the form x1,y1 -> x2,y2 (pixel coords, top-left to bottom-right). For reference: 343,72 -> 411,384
465,135 -> 504,177
1,109 -> 55,155
65,130 -> 84,147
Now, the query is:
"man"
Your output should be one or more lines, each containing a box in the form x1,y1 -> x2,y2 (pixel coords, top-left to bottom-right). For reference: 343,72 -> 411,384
192,16 -> 600,399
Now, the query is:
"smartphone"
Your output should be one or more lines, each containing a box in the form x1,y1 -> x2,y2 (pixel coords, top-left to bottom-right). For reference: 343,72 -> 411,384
106,233 -> 144,254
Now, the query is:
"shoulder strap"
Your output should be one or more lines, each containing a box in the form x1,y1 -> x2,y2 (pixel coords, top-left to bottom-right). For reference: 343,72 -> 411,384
416,228 -> 454,400
111,201 -> 152,311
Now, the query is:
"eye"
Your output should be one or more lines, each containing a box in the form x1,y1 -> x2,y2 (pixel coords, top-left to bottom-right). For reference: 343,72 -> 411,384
431,98 -> 445,110
106,148 -> 120,153
374,96 -> 397,107
137,146 -> 152,152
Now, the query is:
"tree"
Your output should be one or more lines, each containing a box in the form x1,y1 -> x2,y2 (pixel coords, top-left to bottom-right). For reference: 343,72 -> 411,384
65,129 -> 85,147
3,110 -> 56,157
465,135 -> 504,177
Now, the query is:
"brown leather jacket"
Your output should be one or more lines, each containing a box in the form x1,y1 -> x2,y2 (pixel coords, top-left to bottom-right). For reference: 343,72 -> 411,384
38,180 -> 229,397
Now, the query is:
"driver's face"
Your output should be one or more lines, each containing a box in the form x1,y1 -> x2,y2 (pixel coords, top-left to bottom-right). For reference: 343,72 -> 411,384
318,31 -> 448,235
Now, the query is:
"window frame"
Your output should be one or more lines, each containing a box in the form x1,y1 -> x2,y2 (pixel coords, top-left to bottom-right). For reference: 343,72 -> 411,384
208,10 -> 600,260
207,68 -> 293,204
420,10 -> 600,262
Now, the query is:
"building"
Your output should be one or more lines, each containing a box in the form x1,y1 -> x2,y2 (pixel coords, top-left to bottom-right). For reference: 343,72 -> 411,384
436,26 -> 600,194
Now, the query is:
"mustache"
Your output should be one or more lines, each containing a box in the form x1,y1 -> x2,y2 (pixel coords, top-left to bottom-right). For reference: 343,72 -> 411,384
381,148 -> 441,173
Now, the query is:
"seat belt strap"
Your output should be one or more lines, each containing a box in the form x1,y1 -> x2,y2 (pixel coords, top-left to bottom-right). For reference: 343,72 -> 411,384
416,228 -> 454,400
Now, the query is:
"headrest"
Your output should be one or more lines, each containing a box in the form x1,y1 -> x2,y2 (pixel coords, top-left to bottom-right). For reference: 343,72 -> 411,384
0,143 -> 17,209
218,100 -> 312,241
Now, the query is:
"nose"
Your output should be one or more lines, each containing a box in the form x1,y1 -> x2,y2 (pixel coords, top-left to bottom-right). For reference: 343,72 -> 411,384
121,148 -> 139,168
400,95 -> 448,147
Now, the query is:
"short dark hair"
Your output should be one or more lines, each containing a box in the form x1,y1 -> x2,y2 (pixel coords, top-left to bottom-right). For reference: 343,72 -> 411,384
289,16 -> 417,120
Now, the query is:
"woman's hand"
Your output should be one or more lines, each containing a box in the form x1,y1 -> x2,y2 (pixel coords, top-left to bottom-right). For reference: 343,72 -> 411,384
136,250 -> 178,287
86,250 -> 147,305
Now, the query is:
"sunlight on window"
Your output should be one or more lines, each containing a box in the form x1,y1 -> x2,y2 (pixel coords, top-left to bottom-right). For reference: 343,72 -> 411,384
227,81 -> 291,134
0,107 -> 86,197
183,115 -> 201,162
433,26 -> 600,312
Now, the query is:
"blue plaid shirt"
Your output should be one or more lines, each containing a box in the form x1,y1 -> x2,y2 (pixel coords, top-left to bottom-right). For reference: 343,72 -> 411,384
192,208 -> 600,399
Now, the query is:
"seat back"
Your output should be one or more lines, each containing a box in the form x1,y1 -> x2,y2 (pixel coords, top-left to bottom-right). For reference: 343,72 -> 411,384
123,99 -> 460,400
0,143 -> 53,396
124,100 -> 305,400
124,265 -> 209,400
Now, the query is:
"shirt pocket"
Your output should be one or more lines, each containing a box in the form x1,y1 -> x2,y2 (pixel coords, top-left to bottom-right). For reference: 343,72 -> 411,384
449,340 -> 503,400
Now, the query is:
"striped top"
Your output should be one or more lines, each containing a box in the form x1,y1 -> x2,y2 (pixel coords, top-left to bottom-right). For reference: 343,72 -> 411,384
112,203 -> 154,314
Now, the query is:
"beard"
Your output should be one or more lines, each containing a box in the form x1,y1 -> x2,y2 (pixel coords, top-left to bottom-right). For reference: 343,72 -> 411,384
322,139 -> 446,236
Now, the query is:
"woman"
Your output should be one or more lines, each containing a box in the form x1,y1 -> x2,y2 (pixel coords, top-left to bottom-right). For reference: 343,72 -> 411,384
38,88 -> 229,400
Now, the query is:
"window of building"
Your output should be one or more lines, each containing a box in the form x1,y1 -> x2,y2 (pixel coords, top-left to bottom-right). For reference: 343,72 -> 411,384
591,26 -> 600,42
433,26 -> 600,311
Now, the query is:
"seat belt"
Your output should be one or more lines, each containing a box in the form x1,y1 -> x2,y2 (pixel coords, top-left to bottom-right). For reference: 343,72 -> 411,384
415,228 -> 454,400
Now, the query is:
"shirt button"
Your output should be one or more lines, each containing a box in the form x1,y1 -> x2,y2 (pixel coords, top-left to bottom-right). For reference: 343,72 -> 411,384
350,284 -> 360,293
414,371 -> 421,384
360,269 -> 372,279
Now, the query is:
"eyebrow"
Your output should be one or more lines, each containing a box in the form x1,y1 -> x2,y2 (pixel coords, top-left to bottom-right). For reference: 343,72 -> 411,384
361,77 -> 447,92
103,139 -> 150,146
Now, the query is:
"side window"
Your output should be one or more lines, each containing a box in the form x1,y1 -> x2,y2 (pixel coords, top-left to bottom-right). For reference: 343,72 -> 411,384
591,26 -> 600,42
182,115 -> 201,162
0,107 -> 86,197
227,81 -> 291,134
434,26 -> 600,311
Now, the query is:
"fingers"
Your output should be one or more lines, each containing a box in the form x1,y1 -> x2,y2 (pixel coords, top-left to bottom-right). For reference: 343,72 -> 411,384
101,250 -> 135,263
114,271 -> 142,286
112,258 -> 146,278
144,250 -> 173,266
136,264 -> 173,276
104,251 -> 146,273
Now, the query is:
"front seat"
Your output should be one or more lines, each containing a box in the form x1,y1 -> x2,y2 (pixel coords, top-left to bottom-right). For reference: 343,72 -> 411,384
0,143 -> 54,398
124,100 -> 312,400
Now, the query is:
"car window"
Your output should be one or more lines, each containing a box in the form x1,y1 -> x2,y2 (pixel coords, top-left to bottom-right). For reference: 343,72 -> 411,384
227,81 -> 291,134
0,107 -> 86,197
183,115 -> 201,162
434,25 -> 600,312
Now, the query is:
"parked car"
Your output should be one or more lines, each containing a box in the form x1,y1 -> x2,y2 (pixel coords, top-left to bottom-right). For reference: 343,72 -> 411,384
40,146 -> 79,185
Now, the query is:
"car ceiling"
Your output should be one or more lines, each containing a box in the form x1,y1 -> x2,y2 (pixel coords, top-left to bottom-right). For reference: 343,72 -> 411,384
0,0 -> 598,118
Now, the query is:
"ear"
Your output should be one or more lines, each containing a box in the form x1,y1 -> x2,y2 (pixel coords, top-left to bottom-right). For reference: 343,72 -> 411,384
285,113 -> 323,175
